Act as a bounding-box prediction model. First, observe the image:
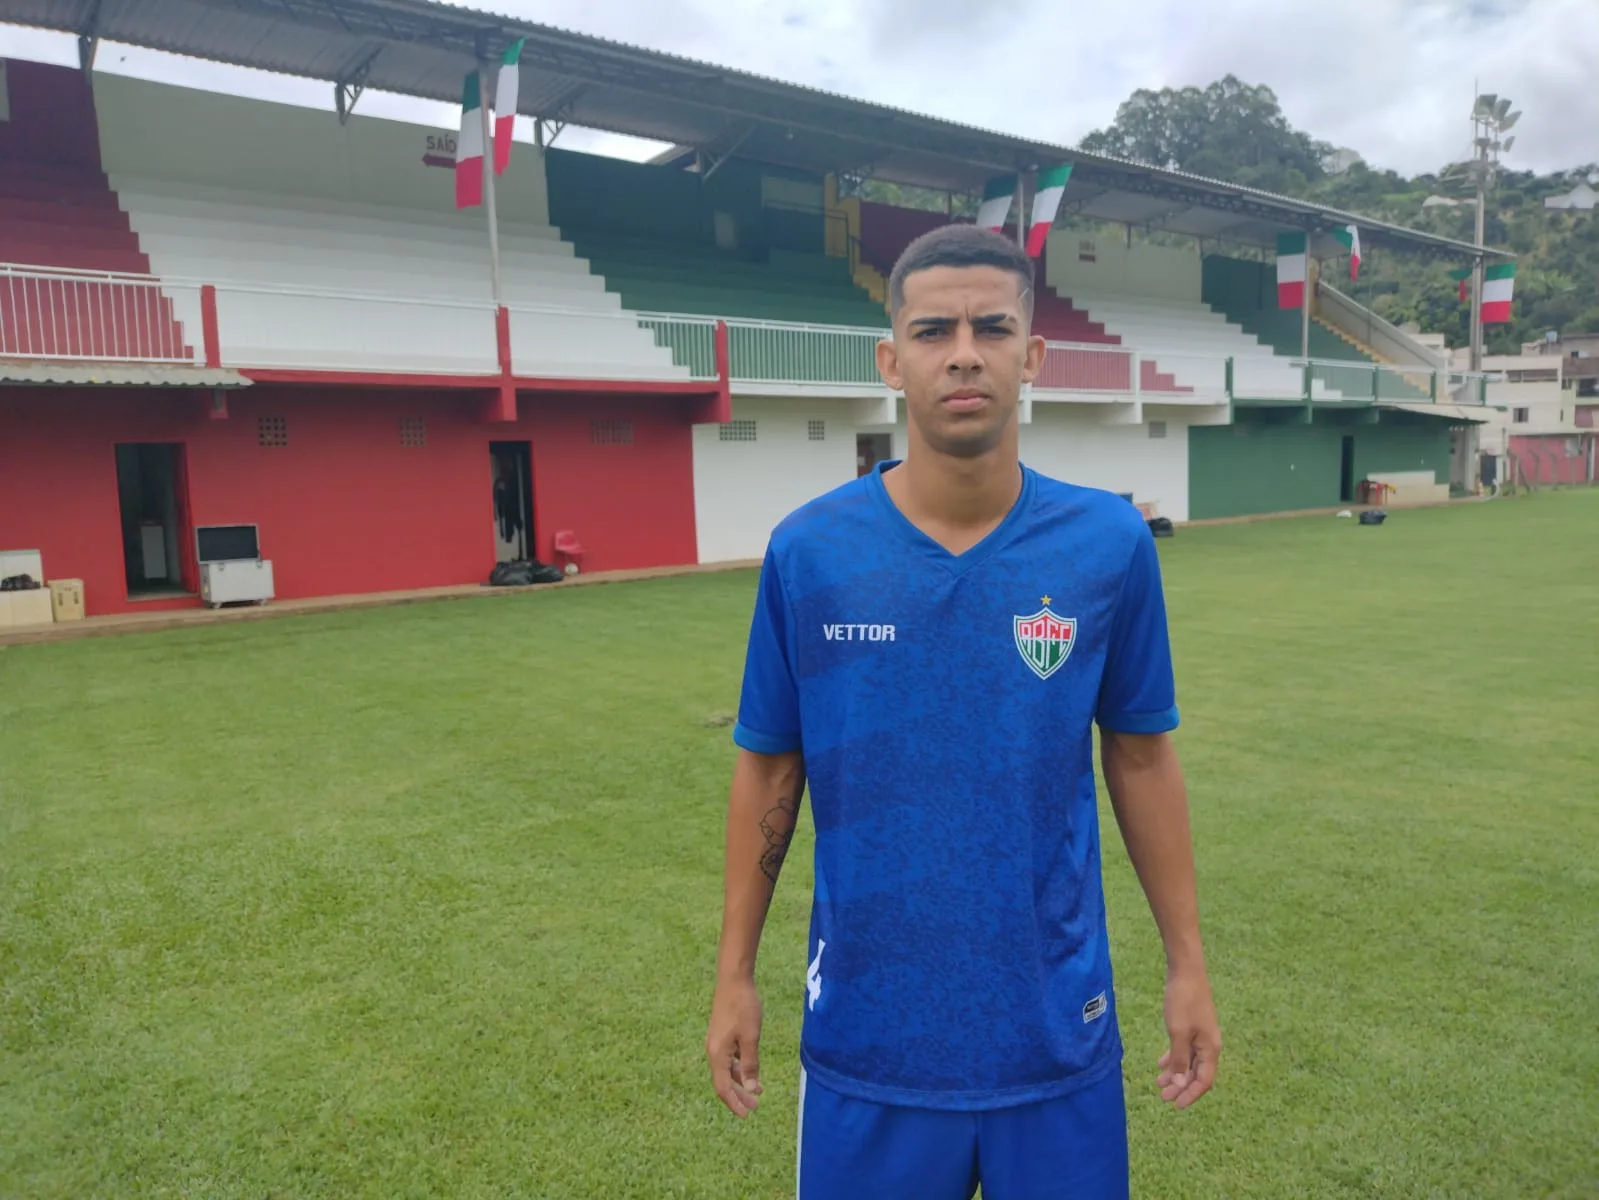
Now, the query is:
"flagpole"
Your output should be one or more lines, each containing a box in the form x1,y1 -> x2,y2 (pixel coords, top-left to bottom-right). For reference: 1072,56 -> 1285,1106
1300,234 -> 1311,361
1014,172 -> 1027,252
477,64 -> 504,307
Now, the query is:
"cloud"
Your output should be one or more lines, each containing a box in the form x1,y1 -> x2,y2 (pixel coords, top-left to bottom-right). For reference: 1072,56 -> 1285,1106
2,0 -> 1594,174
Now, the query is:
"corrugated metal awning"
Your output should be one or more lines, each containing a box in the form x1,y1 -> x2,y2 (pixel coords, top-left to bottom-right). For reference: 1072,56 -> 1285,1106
1386,403 -> 1491,424
0,360 -> 252,387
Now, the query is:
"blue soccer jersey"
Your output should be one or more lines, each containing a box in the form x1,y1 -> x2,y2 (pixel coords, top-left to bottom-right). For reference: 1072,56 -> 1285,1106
733,461 -> 1179,1111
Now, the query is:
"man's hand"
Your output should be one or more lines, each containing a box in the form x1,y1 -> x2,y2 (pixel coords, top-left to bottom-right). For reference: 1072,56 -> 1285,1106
707,974 -> 765,1118
1157,965 -> 1220,1109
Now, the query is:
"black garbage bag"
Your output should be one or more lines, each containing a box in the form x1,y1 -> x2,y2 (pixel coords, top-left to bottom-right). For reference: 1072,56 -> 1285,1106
488,559 -> 565,586
1358,510 -> 1388,525
1147,517 -> 1175,538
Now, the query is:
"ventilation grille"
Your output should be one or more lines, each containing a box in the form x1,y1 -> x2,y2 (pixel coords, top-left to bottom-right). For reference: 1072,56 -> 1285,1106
720,419 -> 758,443
399,417 -> 426,447
807,419 -> 826,441
257,416 -> 288,447
591,419 -> 634,446
1148,420 -> 1168,440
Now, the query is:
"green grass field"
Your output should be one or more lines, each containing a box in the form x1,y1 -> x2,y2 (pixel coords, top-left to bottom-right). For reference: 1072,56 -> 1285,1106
3,490 -> 1597,1199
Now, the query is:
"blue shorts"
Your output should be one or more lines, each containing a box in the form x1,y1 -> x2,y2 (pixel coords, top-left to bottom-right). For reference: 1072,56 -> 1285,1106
796,1063 -> 1129,1200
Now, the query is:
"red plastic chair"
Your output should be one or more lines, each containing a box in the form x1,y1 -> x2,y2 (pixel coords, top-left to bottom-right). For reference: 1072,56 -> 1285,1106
552,530 -> 585,575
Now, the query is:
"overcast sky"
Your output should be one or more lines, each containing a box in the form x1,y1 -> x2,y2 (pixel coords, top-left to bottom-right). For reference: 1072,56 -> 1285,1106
3,0 -> 1596,178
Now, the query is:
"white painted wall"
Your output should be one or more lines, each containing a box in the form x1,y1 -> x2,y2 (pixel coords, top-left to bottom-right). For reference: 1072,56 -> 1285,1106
1019,406 -> 1190,523
693,398 -> 861,563
693,398 -> 1191,564
1043,233 -> 1201,303
93,72 -> 552,224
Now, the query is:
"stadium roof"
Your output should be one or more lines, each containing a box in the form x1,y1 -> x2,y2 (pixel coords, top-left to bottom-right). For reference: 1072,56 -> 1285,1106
3,0 -> 1510,263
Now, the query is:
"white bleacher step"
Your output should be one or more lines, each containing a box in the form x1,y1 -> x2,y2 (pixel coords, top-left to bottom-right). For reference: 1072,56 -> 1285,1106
136,248 -> 618,307
118,208 -> 582,267
110,174 -> 570,240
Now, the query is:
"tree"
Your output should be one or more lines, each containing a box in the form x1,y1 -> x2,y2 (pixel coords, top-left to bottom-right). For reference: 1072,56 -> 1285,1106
1078,75 -> 1333,195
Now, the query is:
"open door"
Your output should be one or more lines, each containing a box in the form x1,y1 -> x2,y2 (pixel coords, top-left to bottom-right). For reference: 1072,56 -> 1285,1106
856,432 -> 892,478
1339,435 -> 1355,504
114,443 -> 193,597
490,441 -> 535,562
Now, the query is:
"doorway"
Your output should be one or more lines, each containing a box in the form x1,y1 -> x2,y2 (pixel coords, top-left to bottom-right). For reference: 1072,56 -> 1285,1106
490,441 -> 535,562
114,443 -> 191,596
1339,435 -> 1356,504
856,432 -> 892,478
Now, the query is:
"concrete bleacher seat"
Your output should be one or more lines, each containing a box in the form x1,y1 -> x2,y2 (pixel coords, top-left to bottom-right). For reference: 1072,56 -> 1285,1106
111,176 -> 690,379
1059,290 -> 1342,400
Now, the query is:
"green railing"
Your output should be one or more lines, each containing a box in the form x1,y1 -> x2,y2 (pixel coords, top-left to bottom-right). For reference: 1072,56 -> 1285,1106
1293,359 -> 1495,406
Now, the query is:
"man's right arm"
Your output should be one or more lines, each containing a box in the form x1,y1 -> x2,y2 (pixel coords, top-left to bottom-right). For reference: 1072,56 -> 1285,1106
706,747 -> 806,1118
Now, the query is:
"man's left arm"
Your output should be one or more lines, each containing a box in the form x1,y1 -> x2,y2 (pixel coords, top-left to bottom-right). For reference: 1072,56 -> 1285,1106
1100,729 -> 1219,1109
1095,522 -> 1220,1110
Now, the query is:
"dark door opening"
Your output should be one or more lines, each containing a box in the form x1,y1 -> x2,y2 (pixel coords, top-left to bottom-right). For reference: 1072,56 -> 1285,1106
1339,435 -> 1356,504
490,441 -> 535,562
115,443 -> 191,597
856,432 -> 892,478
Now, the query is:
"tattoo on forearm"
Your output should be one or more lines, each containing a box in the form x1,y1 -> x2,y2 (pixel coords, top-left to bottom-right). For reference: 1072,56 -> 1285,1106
758,790 -> 801,883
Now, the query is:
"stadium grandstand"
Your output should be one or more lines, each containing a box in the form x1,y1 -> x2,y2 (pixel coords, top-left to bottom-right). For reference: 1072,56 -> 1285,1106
0,0 -> 1510,618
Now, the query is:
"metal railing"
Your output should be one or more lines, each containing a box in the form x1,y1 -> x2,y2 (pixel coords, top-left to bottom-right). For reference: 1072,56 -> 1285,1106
0,265 -> 197,363
720,316 -> 885,386
1033,342 -> 1134,393
0,262 -> 1501,404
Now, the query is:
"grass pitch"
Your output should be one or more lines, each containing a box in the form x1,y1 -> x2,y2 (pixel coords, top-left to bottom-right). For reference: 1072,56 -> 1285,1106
3,489 -> 1596,1198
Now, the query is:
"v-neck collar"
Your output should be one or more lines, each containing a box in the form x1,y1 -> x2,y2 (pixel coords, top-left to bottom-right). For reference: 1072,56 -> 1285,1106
866,459 -> 1036,575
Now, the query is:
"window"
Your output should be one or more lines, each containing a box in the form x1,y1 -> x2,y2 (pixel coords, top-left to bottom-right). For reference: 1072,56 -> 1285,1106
399,417 -> 426,447
590,419 -> 633,446
1148,420 -> 1168,439
808,419 -> 826,441
257,415 -> 288,447
1512,407 -> 1529,424
720,419 -> 757,442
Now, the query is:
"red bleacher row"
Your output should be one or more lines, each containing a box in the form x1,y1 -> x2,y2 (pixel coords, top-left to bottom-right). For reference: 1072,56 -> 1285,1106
858,204 -> 1191,394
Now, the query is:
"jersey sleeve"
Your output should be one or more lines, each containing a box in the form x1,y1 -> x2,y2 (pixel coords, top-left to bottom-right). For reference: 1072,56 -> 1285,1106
731,545 -> 803,755
1095,522 -> 1180,735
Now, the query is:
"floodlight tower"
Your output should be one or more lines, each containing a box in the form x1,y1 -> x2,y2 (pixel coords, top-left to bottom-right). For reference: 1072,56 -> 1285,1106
1467,94 -> 1518,370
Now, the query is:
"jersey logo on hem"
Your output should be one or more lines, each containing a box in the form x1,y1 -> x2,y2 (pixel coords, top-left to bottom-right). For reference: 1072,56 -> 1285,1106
1083,991 -> 1108,1023
1014,597 -> 1077,680
807,940 -> 826,1010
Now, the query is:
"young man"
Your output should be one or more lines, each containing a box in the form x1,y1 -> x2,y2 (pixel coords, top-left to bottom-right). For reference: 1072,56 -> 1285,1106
706,224 -> 1220,1200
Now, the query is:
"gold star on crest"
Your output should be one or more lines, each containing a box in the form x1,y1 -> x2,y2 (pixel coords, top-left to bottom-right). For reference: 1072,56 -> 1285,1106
1041,595 -> 1052,606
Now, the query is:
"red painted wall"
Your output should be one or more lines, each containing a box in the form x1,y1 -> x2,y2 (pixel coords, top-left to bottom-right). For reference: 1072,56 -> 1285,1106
0,386 -> 699,617
1507,434 -> 1596,487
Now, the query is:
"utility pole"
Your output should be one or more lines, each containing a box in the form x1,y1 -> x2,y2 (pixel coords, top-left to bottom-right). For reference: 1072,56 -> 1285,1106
1466,91 -> 1519,371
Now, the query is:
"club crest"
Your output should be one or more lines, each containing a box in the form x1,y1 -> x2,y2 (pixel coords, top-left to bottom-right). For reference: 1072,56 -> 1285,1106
1014,600 -> 1076,680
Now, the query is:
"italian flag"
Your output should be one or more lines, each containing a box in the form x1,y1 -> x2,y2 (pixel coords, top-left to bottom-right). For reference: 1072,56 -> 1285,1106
1482,262 -> 1516,323
455,71 -> 485,209
1449,267 -> 1472,302
493,39 -> 525,174
1025,164 -> 1072,258
977,175 -> 1015,233
1331,225 -> 1361,280
1276,231 -> 1307,309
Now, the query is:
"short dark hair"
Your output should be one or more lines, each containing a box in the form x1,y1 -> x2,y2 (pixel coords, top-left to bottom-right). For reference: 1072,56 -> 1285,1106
887,224 -> 1034,323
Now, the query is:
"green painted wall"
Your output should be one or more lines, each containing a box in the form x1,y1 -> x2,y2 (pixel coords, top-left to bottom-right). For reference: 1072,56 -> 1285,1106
544,148 -> 824,255
1202,254 -> 1274,315
1189,410 -> 1456,519
1190,416 -> 1344,518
